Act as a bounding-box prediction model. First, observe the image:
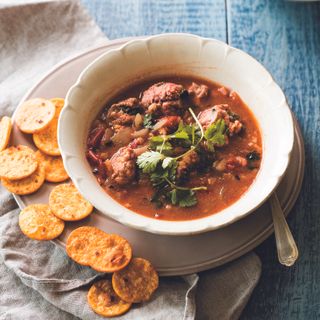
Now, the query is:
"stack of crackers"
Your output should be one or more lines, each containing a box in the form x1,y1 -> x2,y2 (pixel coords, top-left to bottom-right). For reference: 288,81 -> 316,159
0,98 -> 68,195
0,98 -> 159,317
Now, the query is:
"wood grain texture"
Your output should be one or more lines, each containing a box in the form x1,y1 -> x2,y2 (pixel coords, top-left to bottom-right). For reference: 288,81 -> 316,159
227,1 -> 320,319
81,0 -> 227,40
80,0 -> 320,319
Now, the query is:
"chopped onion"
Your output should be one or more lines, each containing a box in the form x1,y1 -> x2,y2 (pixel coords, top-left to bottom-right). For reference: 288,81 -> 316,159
153,118 -> 167,131
133,145 -> 149,156
111,127 -> 133,146
132,128 -> 149,138
134,113 -> 143,129
101,128 -> 113,145
213,159 -> 226,172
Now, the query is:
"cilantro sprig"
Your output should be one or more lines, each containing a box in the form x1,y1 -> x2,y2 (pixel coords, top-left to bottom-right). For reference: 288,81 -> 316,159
143,114 -> 155,129
149,108 -> 204,158
136,151 -> 165,173
137,151 -> 206,208
204,119 -> 226,151
137,108 -> 207,208
149,120 -> 199,155
137,108 -> 228,208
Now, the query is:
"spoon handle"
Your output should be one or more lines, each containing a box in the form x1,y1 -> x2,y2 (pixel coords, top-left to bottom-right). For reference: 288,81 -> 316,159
270,193 -> 299,266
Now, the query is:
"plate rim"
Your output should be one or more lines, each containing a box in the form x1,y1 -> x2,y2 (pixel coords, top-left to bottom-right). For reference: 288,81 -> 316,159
10,38 -> 305,276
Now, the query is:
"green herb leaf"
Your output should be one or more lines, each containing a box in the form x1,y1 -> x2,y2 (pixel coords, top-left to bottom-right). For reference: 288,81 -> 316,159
159,142 -> 173,153
178,190 -> 197,207
170,189 -> 178,205
137,151 -> 164,173
162,157 -> 175,169
171,130 -> 190,140
150,170 -> 167,186
204,119 -> 226,150
149,136 -> 173,153
149,135 -> 163,144
191,125 -> 196,145
169,189 -> 197,207
169,121 -> 199,144
143,114 -> 154,129
136,108 -> 207,209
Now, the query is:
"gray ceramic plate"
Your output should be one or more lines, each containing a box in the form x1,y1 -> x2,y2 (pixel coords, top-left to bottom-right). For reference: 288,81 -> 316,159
11,38 -> 305,276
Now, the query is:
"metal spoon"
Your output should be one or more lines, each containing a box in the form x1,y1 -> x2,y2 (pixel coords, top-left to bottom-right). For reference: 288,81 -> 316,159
270,192 -> 299,266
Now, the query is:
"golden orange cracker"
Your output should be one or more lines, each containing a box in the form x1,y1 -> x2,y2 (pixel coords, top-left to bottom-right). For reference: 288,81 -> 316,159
87,279 -> 131,317
49,183 -> 93,221
89,233 -> 132,273
1,160 -> 45,195
0,145 -> 38,180
35,150 -> 68,183
32,98 -> 64,156
66,226 -> 132,273
66,226 -> 106,266
112,257 -> 159,303
15,98 -> 55,134
19,204 -> 64,240
0,116 -> 12,151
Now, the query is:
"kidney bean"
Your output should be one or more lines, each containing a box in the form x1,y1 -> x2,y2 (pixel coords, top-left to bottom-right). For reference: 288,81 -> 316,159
87,150 -> 100,164
87,127 -> 105,148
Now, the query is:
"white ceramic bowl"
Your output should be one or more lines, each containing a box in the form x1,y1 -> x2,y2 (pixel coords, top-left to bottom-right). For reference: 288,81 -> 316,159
59,33 -> 294,235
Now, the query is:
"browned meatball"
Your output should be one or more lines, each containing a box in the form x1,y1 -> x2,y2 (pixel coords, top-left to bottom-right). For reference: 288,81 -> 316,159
141,82 -> 186,116
198,104 -> 243,136
105,147 -> 137,186
198,104 -> 228,129
176,150 -> 199,180
106,98 -> 142,131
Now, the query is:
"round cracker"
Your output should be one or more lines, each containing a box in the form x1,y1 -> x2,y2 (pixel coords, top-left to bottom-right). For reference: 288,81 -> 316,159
0,145 -> 38,180
66,226 -> 106,266
15,98 -> 55,134
88,279 -> 131,317
49,183 -> 93,221
32,98 -> 64,156
112,257 -> 159,303
19,204 -> 64,240
89,233 -> 132,273
66,226 -> 132,273
1,160 -> 45,195
0,116 -> 12,151
35,150 -> 68,183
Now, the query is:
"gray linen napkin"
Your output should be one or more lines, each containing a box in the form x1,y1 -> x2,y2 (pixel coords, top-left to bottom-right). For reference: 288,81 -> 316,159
0,1 -> 262,319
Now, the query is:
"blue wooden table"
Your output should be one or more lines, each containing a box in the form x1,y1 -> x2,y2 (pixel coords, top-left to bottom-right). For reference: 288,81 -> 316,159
80,1 -> 320,319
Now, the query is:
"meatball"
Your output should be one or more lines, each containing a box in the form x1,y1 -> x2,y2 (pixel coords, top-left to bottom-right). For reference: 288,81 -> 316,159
198,104 -> 229,129
141,82 -> 186,116
105,147 -> 137,186
198,104 -> 243,135
176,150 -> 199,180
106,98 -> 142,131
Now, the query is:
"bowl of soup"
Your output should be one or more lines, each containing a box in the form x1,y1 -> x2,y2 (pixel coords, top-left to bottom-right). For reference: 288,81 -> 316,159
59,33 -> 294,235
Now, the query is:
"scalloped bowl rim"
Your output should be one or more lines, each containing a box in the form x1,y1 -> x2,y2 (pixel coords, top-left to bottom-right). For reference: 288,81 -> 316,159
58,33 -> 294,235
